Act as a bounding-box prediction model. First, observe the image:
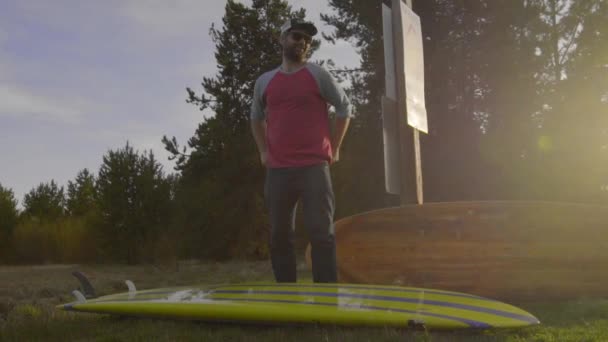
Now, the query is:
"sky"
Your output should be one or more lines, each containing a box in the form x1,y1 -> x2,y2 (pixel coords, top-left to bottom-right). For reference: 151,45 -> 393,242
0,0 -> 360,206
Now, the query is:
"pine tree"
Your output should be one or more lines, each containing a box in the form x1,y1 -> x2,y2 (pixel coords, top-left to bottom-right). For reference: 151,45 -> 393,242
96,142 -> 172,263
66,168 -> 98,217
22,180 -> 65,222
0,183 -> 19,262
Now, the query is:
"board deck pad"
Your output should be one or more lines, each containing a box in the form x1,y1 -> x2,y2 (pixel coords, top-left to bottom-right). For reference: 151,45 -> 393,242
58,282 -> 539,330
306,201 -> 608,301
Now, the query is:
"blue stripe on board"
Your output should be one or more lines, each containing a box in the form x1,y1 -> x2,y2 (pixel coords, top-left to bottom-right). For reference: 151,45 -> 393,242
212,290 -> 538,324
111,283 -> 496,302
221,283 -> 497,301
209,296 -> 492,329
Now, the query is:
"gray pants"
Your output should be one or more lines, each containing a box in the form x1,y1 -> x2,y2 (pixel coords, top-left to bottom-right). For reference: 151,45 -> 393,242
264,162 -> 337,283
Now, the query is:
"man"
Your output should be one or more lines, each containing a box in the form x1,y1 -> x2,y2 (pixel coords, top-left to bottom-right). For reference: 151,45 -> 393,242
250,18 -> 352,283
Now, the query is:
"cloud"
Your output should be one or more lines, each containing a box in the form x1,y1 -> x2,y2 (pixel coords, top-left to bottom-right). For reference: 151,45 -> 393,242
0,28 -> 9,76
88,119 -> 184,174
315,40 -> 360,68
11,1 -> 114,31
0,60 -> 8,78
119,0 -> 223,40
0,28 -> 7,45
0,85 -> 84,124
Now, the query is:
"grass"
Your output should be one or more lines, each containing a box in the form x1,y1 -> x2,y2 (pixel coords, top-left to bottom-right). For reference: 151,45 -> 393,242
1,261 -> 608,341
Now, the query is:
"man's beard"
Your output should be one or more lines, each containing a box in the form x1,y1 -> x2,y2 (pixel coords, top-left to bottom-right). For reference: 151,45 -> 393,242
283,45 -> 307,62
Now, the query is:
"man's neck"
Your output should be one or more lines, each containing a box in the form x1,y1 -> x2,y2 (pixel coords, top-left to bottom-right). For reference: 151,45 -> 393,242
281,58 -> 307,73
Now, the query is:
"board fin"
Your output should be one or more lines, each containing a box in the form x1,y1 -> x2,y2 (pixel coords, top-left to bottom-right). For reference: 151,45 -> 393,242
125,280 -> 136,299
72,271 -> 96,299
72,290 -> 87,303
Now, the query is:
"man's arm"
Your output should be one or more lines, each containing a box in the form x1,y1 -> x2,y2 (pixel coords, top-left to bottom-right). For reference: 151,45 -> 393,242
308,64 -> 354,163
331,117 -> 350,163
250,119 -> 268,166
250,75 -> 270,167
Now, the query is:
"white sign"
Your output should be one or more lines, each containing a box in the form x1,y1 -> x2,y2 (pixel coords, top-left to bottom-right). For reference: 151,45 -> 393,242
400,3 -> 428,133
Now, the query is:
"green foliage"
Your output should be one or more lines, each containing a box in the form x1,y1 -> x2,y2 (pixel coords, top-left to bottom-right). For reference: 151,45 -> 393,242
533,0 -> 608,203
96,142 -> 173,264
10,216 -> 98,264
471,0 -> 608,202
4,144 -> 173,264
0,183 -> 19,262
21,181 -> 65,222
66,168 -> 97,217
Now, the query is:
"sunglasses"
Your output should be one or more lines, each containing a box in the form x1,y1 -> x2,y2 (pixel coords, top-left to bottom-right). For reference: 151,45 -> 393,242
289,32 -> 312,43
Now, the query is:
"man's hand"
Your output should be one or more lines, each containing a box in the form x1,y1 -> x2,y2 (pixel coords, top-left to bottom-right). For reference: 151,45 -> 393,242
260,151 -> 268,167
251,119 -> 268,167
331,148 -> 340,164
330,117 -> 350,165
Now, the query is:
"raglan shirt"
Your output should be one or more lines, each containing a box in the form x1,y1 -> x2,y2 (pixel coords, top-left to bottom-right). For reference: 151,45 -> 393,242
250,63 -> 352,168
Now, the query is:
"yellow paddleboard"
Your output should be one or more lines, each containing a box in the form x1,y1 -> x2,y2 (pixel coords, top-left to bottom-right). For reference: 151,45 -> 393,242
57,282 -> 539,330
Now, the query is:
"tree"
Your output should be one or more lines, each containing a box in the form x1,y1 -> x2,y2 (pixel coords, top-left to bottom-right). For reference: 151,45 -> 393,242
96,142 -> 172,264
66,168 -> 98,217
474,0 -> 607,202
164,0 -> 318,259
535,0 -> 608,203
0,183 -> 19,262
22,181 -> 65,221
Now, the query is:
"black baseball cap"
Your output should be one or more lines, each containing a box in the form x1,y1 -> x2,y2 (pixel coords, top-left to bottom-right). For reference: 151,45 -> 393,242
280,18 -> 318,37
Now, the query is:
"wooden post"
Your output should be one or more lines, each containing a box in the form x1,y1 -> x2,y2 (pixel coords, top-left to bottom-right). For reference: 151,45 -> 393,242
391,0 -> 423,205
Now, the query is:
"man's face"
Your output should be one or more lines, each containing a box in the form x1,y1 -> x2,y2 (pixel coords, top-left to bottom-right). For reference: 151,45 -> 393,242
281,30 -> 312,62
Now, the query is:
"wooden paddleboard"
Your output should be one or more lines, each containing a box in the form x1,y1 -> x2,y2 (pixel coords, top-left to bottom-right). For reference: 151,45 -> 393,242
57,282 -> 539,329
306,201 -> 608,301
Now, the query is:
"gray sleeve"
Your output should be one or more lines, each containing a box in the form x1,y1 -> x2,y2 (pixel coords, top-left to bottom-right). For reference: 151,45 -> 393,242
307,64 -> 353,118
250,78 -> 266,121
250,69 -> 279,121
